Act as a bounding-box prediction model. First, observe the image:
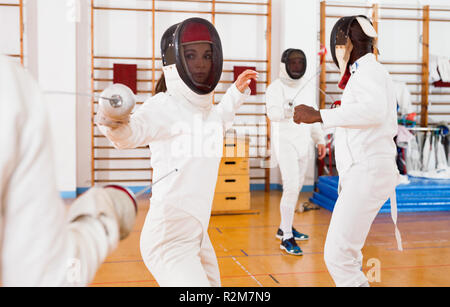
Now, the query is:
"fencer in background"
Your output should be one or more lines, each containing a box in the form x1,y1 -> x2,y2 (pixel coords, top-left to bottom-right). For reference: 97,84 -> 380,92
0,55 -> 137,287
96,18 -> 257,287
265,49 -> 326,256
294,16 -> 402,286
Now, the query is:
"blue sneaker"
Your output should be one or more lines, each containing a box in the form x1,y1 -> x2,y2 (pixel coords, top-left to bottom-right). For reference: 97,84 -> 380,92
280,237 -> 303,256
276,228 -> 309,241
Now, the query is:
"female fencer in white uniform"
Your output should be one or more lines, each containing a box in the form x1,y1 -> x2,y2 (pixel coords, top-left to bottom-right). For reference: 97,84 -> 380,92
96,18 -> 257,287
294,16 -> 402,287
0,55 -> 137,286
265,49 -> 326,255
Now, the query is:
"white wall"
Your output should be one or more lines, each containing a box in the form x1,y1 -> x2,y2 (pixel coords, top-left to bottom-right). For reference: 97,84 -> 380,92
0,0 -> 21,58
76,0 -> 93,190
25,0 -> 38,78
36,0 -> 77,196
0,0 -> 78,196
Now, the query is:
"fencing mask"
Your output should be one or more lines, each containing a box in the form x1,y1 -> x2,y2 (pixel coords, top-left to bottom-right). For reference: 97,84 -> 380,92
330,15 -> 377,89
281,48 -> 307,80
161,18 -> 223,96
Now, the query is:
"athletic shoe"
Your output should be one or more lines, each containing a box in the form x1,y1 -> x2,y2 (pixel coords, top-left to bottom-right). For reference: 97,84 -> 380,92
276,227 -> 309,241
280,237 -> 303,256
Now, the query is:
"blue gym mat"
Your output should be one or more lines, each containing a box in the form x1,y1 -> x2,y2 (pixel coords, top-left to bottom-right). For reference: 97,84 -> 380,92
310,176 -> 450,213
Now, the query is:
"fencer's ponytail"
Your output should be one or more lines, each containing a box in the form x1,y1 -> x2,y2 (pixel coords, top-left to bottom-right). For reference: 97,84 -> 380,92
155,73 -> 167,94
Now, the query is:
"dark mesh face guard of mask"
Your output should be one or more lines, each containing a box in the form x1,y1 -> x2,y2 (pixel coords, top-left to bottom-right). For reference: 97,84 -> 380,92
161,18 -> 223,95
281,49 -> 307,80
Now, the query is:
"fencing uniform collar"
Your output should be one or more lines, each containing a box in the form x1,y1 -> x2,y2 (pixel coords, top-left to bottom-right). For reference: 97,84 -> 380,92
350,53 -> 375,74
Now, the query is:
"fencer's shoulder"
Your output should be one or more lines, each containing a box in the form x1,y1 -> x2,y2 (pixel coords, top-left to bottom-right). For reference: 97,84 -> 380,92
0,55 -> 42,105
143,92 -> 170,106
143,92 -> 182,115
0,55 -> 48,127
354,56 -> 387,81
150,92 -> 168,100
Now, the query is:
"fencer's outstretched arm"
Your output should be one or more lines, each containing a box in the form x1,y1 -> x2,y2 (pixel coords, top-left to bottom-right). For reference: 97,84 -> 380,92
319,69 -> 388,129
0,57 -> 136,286
97,93 -> 176,149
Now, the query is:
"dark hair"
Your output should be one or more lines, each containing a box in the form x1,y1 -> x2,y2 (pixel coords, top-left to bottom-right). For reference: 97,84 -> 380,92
155,73 -> 167,94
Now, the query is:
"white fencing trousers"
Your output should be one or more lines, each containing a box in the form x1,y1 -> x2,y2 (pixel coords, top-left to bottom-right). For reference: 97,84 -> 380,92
324,158 -> 399,287
140,205 -> 220,287
277,140 -> 309,238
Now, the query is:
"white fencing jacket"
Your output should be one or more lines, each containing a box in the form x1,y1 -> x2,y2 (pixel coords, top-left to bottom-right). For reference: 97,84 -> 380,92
320,53 -> 398,176
99,64 -> 249,237
0,56 -> 128,286
320,53 -> 402,250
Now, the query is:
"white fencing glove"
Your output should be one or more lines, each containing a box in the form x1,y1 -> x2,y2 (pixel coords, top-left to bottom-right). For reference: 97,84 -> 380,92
67,185 -> 137,241
95,84 -> 136,129
103,185 -> 138,240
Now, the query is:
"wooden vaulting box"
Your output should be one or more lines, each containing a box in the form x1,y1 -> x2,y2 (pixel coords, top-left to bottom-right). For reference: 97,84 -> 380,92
212,136 -> 250,214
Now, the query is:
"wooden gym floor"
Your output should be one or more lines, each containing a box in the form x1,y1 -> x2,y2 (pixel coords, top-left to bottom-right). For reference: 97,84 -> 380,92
87,191 -> 450,287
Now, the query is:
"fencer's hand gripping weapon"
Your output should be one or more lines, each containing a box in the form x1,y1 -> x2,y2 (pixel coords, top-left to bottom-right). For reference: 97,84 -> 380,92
97,84 -> 136,122
46,85 -> 137,129
134,168 -> 179,198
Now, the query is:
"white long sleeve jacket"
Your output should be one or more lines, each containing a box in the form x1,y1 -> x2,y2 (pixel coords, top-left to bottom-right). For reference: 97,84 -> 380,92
0,56 -> 132,286
319,53 -> 402,251
320,53 -> 398,175
98,64 -> 249,235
